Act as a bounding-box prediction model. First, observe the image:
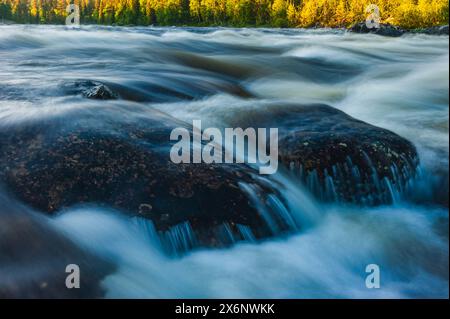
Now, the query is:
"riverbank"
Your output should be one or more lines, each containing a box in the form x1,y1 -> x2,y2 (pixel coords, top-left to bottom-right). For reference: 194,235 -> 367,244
349,22 -> 449,36
1,21 -> 449,38
1,0 -> 449,29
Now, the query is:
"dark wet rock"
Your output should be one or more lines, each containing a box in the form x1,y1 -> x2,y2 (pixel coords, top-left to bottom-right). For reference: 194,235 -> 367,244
413,25 -> 449,35
0,193 -> 113,298
349,23 -> 405,37
0,107 -> 293,251
62,80 -> 117,100
227,103 -> 419,205
84,83 -> 118,100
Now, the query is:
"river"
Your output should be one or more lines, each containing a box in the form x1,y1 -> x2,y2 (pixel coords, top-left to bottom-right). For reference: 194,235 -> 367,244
0,25 -> 448,298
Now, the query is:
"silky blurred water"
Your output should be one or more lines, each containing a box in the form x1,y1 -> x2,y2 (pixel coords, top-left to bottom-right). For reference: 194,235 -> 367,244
0,25 -> 448,298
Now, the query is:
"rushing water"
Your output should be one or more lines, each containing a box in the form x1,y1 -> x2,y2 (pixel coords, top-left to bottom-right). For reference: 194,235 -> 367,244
0,25 -> 448,298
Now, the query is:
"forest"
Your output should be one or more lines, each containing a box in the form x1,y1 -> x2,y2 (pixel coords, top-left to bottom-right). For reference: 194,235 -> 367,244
0,0 -> 448,29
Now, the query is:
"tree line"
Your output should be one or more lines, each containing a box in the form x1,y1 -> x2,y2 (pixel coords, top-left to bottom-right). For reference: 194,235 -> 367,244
0,0 -> 448,28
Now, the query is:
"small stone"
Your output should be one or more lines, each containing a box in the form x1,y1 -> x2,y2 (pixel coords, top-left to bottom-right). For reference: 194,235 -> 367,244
84,84 -> 117,100
138,203 -> 153,215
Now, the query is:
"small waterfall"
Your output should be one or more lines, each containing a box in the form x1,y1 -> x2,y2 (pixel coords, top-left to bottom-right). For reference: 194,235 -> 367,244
288,153 -> 420,206
238,182 -> 283,235
236,224 -> 256,242
130,171 -> 319,256
159,222 -> 198,256
158,220 -> 260,255
214,223 -> 238,246
139,171 -> 322,255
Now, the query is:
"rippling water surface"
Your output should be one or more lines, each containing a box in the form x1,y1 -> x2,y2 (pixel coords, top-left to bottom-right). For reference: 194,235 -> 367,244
0,25 -> 448,298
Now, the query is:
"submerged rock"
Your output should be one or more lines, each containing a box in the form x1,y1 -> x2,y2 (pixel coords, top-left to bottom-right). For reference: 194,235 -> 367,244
0,106 -> 294,251
0,193 -> 113,298
349,23 -> 406,37
226,103 -> 419,205
62,80 -> 118,100
62,76 -> 253,103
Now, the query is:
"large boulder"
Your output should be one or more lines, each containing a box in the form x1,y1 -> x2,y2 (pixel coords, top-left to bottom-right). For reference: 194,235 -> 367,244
225,103 -> 419,205
0,193 -> 113,298
0,105 -> 294,252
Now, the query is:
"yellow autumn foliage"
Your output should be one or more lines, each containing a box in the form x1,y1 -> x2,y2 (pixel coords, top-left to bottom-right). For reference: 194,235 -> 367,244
0,0 -> 448,28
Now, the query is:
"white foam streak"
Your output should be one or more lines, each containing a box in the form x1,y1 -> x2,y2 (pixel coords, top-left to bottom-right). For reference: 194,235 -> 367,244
54,205 -> 448,298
